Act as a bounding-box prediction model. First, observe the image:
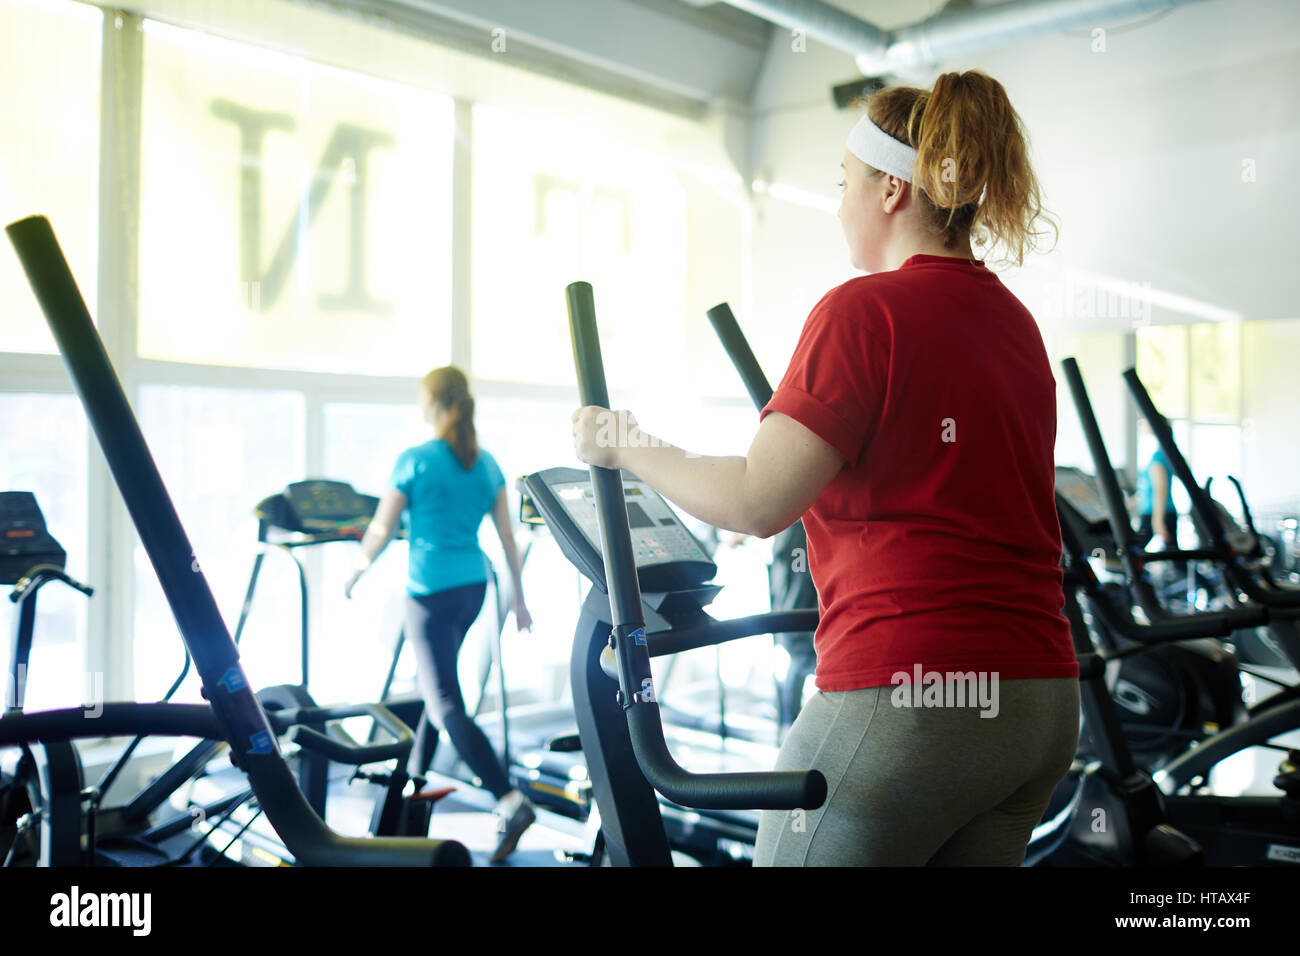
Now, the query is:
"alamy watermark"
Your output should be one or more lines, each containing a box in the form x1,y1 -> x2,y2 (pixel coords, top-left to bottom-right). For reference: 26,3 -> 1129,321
589,410 -> 701,458
1027,274 -> 1153,326
4,666 -> 103,717
49,887 -> 151,936
890,665 -> 1000,718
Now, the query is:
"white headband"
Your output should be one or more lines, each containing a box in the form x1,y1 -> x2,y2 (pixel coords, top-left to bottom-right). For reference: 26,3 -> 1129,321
845,115 -> 917,183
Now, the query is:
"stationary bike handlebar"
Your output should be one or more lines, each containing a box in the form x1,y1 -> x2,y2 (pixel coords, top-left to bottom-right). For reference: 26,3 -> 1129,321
566,281 -> 826,812
9,565 -> 94,603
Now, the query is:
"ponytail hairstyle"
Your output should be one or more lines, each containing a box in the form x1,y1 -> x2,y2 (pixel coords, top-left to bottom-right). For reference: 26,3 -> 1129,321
422,365 -> 478,470
861,70 -> 1057,267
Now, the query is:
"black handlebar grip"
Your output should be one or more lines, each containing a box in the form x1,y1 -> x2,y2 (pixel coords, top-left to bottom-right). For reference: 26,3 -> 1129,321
566,280 -> 828,814
567,282 -> 610,410
706,302 -> 774,411
1061,358 -> 1142,555
627,706 -> 826,809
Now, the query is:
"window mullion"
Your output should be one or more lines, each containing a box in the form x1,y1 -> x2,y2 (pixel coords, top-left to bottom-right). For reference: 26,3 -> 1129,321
91,11 -> 144,703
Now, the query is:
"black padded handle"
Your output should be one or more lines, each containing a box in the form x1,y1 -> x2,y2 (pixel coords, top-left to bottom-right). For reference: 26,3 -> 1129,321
566,281 -> 825,811
706,302 -> 774,409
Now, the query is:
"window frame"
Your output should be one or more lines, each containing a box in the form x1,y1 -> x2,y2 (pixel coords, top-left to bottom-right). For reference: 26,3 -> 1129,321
0,3 -> 746,704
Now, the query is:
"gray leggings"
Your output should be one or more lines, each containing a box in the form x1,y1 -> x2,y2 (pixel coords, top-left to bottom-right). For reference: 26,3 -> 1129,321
754,677 -> 1079,866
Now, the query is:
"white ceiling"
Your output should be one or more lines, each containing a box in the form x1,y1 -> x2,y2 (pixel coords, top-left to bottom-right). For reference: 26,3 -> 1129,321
740,0 -> 1300,329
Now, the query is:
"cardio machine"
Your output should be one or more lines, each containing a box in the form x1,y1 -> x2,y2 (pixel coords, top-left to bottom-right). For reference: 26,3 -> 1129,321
226,478 -> 438,835
1054,466 -> 1250,771
233,477 -> 589,824
1040,357 -> 1300,865
514,282 -> 826,867
705,303 -> 819,735
2,214 -> 470,866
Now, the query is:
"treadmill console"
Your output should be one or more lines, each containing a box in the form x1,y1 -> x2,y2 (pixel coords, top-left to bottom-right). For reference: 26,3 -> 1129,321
520,468 -> 716,594
1055,466 -> 1117,558
255,480 -> 380,537
1,492 -> 66,585
1055,466 -> 1112,528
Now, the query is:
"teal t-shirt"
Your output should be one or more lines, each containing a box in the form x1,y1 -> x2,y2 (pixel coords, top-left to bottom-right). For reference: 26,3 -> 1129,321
1136,447 -> 1176,516
388,439 -> 505,596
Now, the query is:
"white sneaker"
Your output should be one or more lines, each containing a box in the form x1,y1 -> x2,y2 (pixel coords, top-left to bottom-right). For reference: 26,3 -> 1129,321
490,789 -> 536,863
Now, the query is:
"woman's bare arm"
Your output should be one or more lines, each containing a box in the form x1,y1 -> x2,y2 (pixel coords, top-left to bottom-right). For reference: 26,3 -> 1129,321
571,408 -> 843,538
1150,462 -> 1173,543
491,486 -> 532,631
344,489 -> 407,598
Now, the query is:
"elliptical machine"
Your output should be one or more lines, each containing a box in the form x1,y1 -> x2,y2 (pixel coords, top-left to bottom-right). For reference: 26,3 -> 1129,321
1037,357 -> 1300,865
515,282 -> 827,867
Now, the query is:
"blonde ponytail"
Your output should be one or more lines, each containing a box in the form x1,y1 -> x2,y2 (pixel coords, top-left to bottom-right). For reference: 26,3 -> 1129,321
863,71 -> 1057,266
421,366 -> 479,470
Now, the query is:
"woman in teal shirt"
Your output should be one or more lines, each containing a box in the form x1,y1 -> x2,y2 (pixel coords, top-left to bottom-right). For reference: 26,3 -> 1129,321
1136,417 -> 1178,550
345,366 -> 535,863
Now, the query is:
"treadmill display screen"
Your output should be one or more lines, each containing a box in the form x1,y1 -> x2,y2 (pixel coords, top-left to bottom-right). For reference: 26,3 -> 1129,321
551,479 -> 710,567
1054,467 -> 1110,526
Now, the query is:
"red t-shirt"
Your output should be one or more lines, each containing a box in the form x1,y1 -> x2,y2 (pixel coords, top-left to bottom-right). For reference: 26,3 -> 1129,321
761,254 -> 1077,692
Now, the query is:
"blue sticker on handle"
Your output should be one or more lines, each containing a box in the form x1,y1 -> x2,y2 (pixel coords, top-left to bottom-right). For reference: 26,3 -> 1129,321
218,667 -> 247,693
631,628 -> 647,646
248,731 -> 274,755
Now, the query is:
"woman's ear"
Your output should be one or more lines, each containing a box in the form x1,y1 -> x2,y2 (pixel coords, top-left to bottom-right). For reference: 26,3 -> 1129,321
880,175 -> 908,214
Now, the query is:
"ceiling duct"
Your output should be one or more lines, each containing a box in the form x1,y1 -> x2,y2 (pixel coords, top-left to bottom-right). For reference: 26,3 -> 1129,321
713,0 -> 1212,74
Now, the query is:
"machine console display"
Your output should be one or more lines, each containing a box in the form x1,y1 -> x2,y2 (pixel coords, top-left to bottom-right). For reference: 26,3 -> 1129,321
520,468 -> 716,594
551,479 -> 711,568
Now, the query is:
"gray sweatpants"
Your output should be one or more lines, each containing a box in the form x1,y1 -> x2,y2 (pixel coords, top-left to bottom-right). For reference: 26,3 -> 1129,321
753,677 -> 1079,866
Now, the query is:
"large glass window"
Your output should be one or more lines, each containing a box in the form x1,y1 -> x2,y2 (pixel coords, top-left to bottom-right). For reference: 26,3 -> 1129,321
0,0 -> 101,355
322,401 -> 427,497
133,386 -> 305,699
1136,325 -> 1189,420
1190,322 -> 1241,423
1137,321 -> 1245,524
471,105 -> 689,391
1190,423 -> 1244,518
472,394 -> 589,709
0,393 -> 89,712
4,2 -> 758,716
314,401 -> 427,705
137,22 -> 454,375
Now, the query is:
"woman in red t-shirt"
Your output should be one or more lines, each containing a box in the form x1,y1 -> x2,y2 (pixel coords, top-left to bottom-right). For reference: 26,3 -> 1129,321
572,71 -> 1079,866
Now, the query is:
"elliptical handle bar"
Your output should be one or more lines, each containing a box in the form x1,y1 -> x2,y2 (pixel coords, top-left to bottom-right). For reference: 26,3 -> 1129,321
1061,357 -> 1180,623
567,281 -> 825,811
705,302 -> 775,410
1123,367 -> 1300,610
